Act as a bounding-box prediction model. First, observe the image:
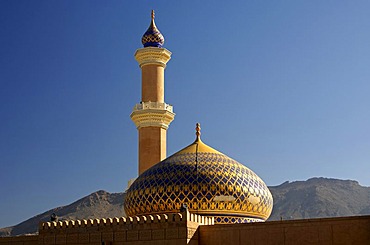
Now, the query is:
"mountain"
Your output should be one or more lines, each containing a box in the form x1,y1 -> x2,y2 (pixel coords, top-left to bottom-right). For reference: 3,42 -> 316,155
268,177 -> 370,220
1,178 -> 370,237
0,190 -> 125,237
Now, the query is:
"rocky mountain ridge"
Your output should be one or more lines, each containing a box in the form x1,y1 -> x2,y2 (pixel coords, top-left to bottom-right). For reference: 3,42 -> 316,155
269,177 -> 370,220
1,177 -> 370,237
0,190 -> 124,237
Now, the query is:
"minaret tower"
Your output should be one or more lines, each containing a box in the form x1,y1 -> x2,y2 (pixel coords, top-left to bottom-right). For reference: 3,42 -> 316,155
131,10 -> 175,175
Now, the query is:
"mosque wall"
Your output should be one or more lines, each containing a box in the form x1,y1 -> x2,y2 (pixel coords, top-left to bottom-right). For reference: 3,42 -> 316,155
0,211 -> 211,245
1,215 -> 370,244
36,212 -> 207,245
0,235 -> 38,245
199,215 -> 370,245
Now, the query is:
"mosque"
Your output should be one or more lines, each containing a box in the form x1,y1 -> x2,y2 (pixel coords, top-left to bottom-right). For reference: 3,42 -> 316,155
1,11 -> 369,245
125,10 -> 273,224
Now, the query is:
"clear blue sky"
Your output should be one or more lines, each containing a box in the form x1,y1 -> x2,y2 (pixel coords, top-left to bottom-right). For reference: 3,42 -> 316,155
1,1 -> 370,228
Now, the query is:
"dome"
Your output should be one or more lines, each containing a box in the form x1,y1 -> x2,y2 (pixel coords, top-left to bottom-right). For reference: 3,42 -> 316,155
124,124 -> 273,224
141,10 -> 165,48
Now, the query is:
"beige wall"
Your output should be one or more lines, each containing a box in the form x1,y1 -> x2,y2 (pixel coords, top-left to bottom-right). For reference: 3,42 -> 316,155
0,211 -> 211,245
0,235 -> 38,245
199,215 -> 370,245
1,215 -> 370,245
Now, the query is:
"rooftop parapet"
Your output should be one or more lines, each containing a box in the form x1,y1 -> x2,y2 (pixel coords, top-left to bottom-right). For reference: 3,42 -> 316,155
39,210 -> 214,233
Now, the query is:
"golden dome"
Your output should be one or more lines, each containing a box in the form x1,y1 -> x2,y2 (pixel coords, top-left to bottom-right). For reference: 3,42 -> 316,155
124,124 -> 273,224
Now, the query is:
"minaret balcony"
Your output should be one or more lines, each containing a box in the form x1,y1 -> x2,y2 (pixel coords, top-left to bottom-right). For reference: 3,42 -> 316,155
130,102 -> 175,129
132,101 -> 173,113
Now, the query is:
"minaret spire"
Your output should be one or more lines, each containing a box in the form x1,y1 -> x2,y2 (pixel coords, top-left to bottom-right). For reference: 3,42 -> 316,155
131,11 -> 175,175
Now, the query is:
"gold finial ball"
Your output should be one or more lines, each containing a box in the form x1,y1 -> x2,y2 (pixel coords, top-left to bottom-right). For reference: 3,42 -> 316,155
196,123 -> 201,137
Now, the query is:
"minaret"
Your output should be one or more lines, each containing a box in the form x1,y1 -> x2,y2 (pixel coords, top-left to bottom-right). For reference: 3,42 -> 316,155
131,10 -> 175,175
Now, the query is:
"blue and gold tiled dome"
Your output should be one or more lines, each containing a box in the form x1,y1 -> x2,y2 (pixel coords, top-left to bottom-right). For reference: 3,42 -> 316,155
141,10 -> 165,48
124,124 -> 273,224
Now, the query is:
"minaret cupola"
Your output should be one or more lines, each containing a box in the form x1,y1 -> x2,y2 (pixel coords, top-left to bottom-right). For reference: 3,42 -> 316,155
141,10 -> 165,48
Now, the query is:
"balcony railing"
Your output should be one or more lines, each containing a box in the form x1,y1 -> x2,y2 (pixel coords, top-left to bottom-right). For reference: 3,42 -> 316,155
132,102 -> 173,112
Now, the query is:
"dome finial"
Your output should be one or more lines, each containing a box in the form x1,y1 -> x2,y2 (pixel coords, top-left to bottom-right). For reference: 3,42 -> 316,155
141,10 -> 165,48
195,123 -> 201,139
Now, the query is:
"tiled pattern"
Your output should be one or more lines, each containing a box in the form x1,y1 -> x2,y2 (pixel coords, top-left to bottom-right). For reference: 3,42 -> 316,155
142,22 -> 164,47
214,216 -> 263,223
124,152 -> 273,224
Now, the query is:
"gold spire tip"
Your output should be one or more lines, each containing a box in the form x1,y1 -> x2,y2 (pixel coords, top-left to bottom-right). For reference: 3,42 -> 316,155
195,123 -> 201,139
151,10 -> 155,20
